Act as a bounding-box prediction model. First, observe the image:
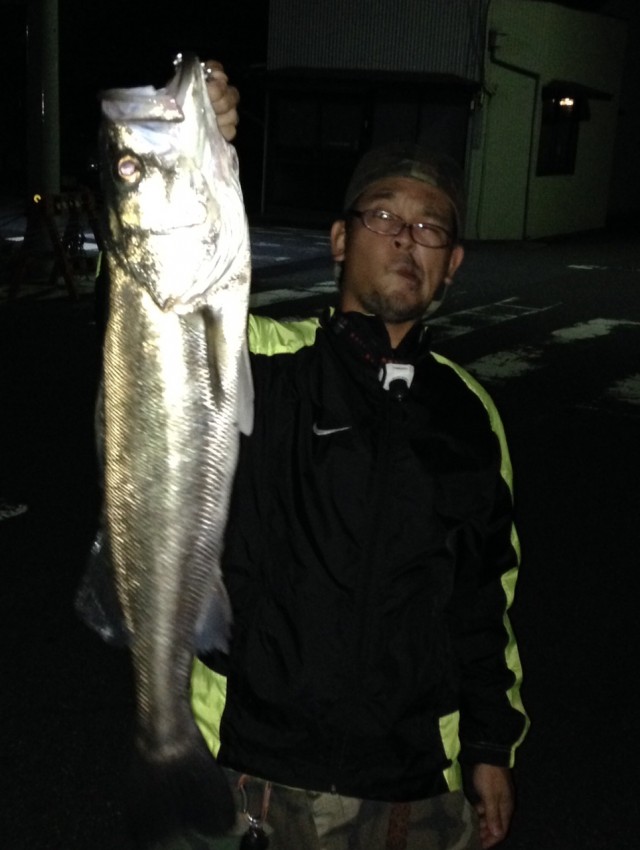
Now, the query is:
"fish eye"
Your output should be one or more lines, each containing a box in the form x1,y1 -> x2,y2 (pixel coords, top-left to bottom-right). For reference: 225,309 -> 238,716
116,154 -> 143,184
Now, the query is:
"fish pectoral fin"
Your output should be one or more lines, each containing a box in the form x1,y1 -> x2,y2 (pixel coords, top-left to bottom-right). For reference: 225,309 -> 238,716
202,307 -> 254,436
202,310 -> 225,404
236,336 -> 254,436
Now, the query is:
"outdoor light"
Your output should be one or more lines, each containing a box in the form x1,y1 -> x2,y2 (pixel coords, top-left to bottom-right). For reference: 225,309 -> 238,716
559,97 -> 575,109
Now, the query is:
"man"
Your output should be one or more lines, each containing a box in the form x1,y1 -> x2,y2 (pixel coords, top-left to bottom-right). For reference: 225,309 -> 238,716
196,66 -> 528,850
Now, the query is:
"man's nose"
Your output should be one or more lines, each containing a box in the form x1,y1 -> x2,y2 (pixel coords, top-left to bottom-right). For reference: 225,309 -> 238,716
393,223 -> 415,247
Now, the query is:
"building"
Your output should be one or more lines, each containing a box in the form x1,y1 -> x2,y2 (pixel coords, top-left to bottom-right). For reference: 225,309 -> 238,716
261,0 -> 629,239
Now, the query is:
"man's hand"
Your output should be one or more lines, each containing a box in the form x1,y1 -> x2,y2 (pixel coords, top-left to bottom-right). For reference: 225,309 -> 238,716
203,60 -> 239,141
470,764 -> 515,848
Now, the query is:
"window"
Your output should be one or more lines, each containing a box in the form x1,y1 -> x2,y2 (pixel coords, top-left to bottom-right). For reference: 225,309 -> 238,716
536,87 -> 589,176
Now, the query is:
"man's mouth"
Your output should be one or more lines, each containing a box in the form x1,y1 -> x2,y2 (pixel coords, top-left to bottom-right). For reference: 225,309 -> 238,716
390,262 -> 420,286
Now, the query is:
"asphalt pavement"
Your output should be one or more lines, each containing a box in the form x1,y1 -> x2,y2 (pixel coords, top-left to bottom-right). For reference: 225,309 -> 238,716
1,211 -> 639,849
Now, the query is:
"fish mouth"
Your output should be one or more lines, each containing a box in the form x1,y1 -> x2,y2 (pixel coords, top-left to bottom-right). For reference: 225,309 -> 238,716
119,198 -> 214,236
121,220 -> 214,236
146,223 -> 211,235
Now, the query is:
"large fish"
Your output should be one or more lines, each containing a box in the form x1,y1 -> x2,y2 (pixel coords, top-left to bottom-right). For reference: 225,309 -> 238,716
87,53 -> 252,844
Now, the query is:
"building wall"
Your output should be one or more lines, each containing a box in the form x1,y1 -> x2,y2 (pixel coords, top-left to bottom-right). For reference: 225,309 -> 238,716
260,73 -> 475,220
264,0 -> 488,220
266,0 -> 629,237
602,0 -> 640,217
466,64 -> 537,239
469,0 -> 627,239
267,0 -> 489,81
527,98 -> 620,235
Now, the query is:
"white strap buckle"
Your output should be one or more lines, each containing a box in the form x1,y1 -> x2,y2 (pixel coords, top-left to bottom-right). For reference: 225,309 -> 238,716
378,362 -> 415,391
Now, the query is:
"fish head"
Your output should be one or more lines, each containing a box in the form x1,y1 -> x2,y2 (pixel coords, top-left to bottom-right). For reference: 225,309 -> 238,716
100,53 -> 249,313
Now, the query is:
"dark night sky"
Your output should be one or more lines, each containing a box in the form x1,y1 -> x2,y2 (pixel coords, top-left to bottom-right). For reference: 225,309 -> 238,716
60,0 -> 269,90
57,0 -> 269,178
1,0 -> 269,188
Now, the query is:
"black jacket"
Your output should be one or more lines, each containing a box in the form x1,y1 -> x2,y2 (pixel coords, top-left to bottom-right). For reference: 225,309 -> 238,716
198,310 -> 528,801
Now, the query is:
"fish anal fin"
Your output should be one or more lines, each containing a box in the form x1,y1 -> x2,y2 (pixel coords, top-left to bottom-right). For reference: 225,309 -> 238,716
75,529 -> 131,647
194,579 -> 232,656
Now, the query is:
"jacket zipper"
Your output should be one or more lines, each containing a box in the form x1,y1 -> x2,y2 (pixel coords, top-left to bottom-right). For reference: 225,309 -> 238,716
332,388 -> 398,774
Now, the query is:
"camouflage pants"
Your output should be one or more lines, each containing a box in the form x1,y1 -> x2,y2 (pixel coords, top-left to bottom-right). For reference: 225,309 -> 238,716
211,770 -> 481,850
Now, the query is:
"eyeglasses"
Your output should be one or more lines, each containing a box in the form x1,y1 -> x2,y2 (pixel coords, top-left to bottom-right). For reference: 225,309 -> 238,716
348,208 -> 454,249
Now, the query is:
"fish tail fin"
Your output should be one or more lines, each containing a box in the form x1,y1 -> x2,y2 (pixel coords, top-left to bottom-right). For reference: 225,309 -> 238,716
127,727 -> 235,848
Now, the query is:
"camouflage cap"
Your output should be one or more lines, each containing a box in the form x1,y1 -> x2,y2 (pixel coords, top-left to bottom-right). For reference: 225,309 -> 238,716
343,142 -> 466,238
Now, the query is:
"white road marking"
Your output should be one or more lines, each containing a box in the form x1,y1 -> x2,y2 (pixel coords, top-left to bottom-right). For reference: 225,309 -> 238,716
464,316 -> 640,415
428,298 -> 559,341
463,347 -> 542,382
250,289 -> 316,308
250,280 -> 336,308
251,254 -> 292,264
604,374 -> 640,407
552,319 -> 640,342
567,264 -> 640,272
304,281 -> 338,291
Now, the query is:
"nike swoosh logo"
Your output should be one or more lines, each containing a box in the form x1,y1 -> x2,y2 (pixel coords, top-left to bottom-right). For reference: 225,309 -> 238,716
312,423 -> 352,437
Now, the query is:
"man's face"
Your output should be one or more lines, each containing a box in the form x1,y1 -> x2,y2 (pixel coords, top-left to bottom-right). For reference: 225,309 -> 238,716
331,176 -> 464,344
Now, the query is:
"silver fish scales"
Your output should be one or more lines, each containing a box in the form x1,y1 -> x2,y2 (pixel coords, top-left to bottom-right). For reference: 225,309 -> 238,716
97,53 -> 252,845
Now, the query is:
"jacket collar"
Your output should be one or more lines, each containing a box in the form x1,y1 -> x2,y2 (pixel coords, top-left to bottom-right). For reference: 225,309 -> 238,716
322,310 -> 431,371
309,311 -> 431,432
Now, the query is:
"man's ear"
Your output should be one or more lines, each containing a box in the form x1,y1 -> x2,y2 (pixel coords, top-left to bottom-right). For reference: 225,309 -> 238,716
330,219 -> 347,262
445,244 -> 465,284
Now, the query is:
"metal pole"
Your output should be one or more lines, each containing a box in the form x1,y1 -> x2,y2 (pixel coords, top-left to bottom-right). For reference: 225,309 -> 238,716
26,0 -> 60,198
20,0 -> 60,283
